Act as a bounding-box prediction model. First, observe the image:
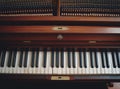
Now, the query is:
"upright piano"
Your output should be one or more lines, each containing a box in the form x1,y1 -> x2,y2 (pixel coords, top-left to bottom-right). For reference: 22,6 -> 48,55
0,0 -> 120,89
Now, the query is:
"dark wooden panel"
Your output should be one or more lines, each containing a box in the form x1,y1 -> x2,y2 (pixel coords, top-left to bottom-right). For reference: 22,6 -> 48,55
0,16 -> 120,22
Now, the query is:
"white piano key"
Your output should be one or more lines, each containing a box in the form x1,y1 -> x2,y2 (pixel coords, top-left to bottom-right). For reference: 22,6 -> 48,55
28,51 -> 33,74
58,51 -> 62,74
15,51 -> 21,74
53,51 -> 58,74
5,51 -> 11,73
81,52 -> 85,74
39,51 -> 44,74
78,51 -> 82,74
65,52 -> 70,74
97,52 -> 105,74
114,52 -> 120,74
70,52 -> 74,74
44,51 -> 49,74
74,52 -> 78,74
48,51 -> 52,74
1,51 -> 7,73
62,51 -> 67,74
108,52 -> 115,74
37,51 -> 41,74
88,51 -> 94,74
96,52 -> 101,74
86,52 -> 90,74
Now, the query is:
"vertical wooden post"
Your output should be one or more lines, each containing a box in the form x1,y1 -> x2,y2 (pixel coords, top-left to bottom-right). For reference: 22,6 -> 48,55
57,0 -> 60,16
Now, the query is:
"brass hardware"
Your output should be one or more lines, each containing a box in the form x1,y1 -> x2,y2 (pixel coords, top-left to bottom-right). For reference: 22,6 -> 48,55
23,41 -> 31,43
89,41 -> 96,44
57,34 -> 63,40
52,26 -> 69,31
51,76 -> 70,80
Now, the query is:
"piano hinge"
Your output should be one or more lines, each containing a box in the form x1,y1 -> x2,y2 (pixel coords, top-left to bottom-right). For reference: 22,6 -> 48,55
52,26 -> 69,31
51,76 -> 70,80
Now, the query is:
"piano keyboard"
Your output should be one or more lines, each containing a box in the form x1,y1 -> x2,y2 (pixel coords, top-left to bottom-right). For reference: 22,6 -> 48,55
0,48 -> 120,75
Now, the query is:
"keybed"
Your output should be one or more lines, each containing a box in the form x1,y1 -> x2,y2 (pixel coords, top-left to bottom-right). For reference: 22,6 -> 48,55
0,48 -> 120,75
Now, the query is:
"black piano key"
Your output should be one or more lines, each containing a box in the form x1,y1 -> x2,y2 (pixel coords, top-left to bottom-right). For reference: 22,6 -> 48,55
67,49 -> 71,68
51,49 -> 54,68
90,49 -> 94,68
72,48 -> 76,68
56,49 -> 59,68
115,50 -> 120,68
43,49 -> 47,68
100,51 -> 105,68
12,50 -> 17,67
7,51 -> 13,67
35,49 -> 39,67
105,49 -> 109,68
31,50 -> 35,67
111,51 -> 116,68
61,48 -> 64,68
94,49 -> 98,68
0,50 -> 6,67
83,49 -> 87,68
24,49 -> 28,67
19,50 -> 23,67
79,49 -> 82,68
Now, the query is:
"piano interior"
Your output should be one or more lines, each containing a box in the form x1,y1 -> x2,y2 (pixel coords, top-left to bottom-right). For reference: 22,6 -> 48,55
0,0 -> 120,89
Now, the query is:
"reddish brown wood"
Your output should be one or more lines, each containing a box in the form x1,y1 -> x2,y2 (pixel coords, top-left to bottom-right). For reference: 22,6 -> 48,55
0,16 -> 120,22
0,26 -> 120,34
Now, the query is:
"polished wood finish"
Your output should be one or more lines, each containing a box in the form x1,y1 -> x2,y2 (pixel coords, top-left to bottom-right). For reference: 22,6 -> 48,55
0,26 -> 120,34
0,16 -> 120,22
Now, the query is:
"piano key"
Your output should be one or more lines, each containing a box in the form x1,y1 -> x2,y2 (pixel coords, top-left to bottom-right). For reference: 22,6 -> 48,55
115,50 -> 120,68
51,49 -> 54,68
58,51 -> 62,74
23,49 -> 28,67
105,49 -> 109,68
15,51 -> 21,73
90,49 -> 94,68
7,50 -> 13,67
111,51 -> 117,68
96,52 -> 101,74
94,49 -> 98,68
48,51 -> 52,74
108,52 -> 116,74
31,50 -> 35,67
12,50 -> 17,67
19,50 -> 23,67
83,49 -> 87,68
43,49 -> 47,68
67,48 -> 71,68
45,51 -> 50,74
53,50 -> 58,74
85,52 -> 90,74
100,50 -> 105,68
74,51 -> 78,74
72,48 -> 76,68
61,48 -> 64,68
56,48 -> 59,68
79,48 -> 82,68
35,49 -> 39,67
3,51 -> 9,73
28,51 -> 33,74
63,51 -> 67,74
0,50 -> 6,67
